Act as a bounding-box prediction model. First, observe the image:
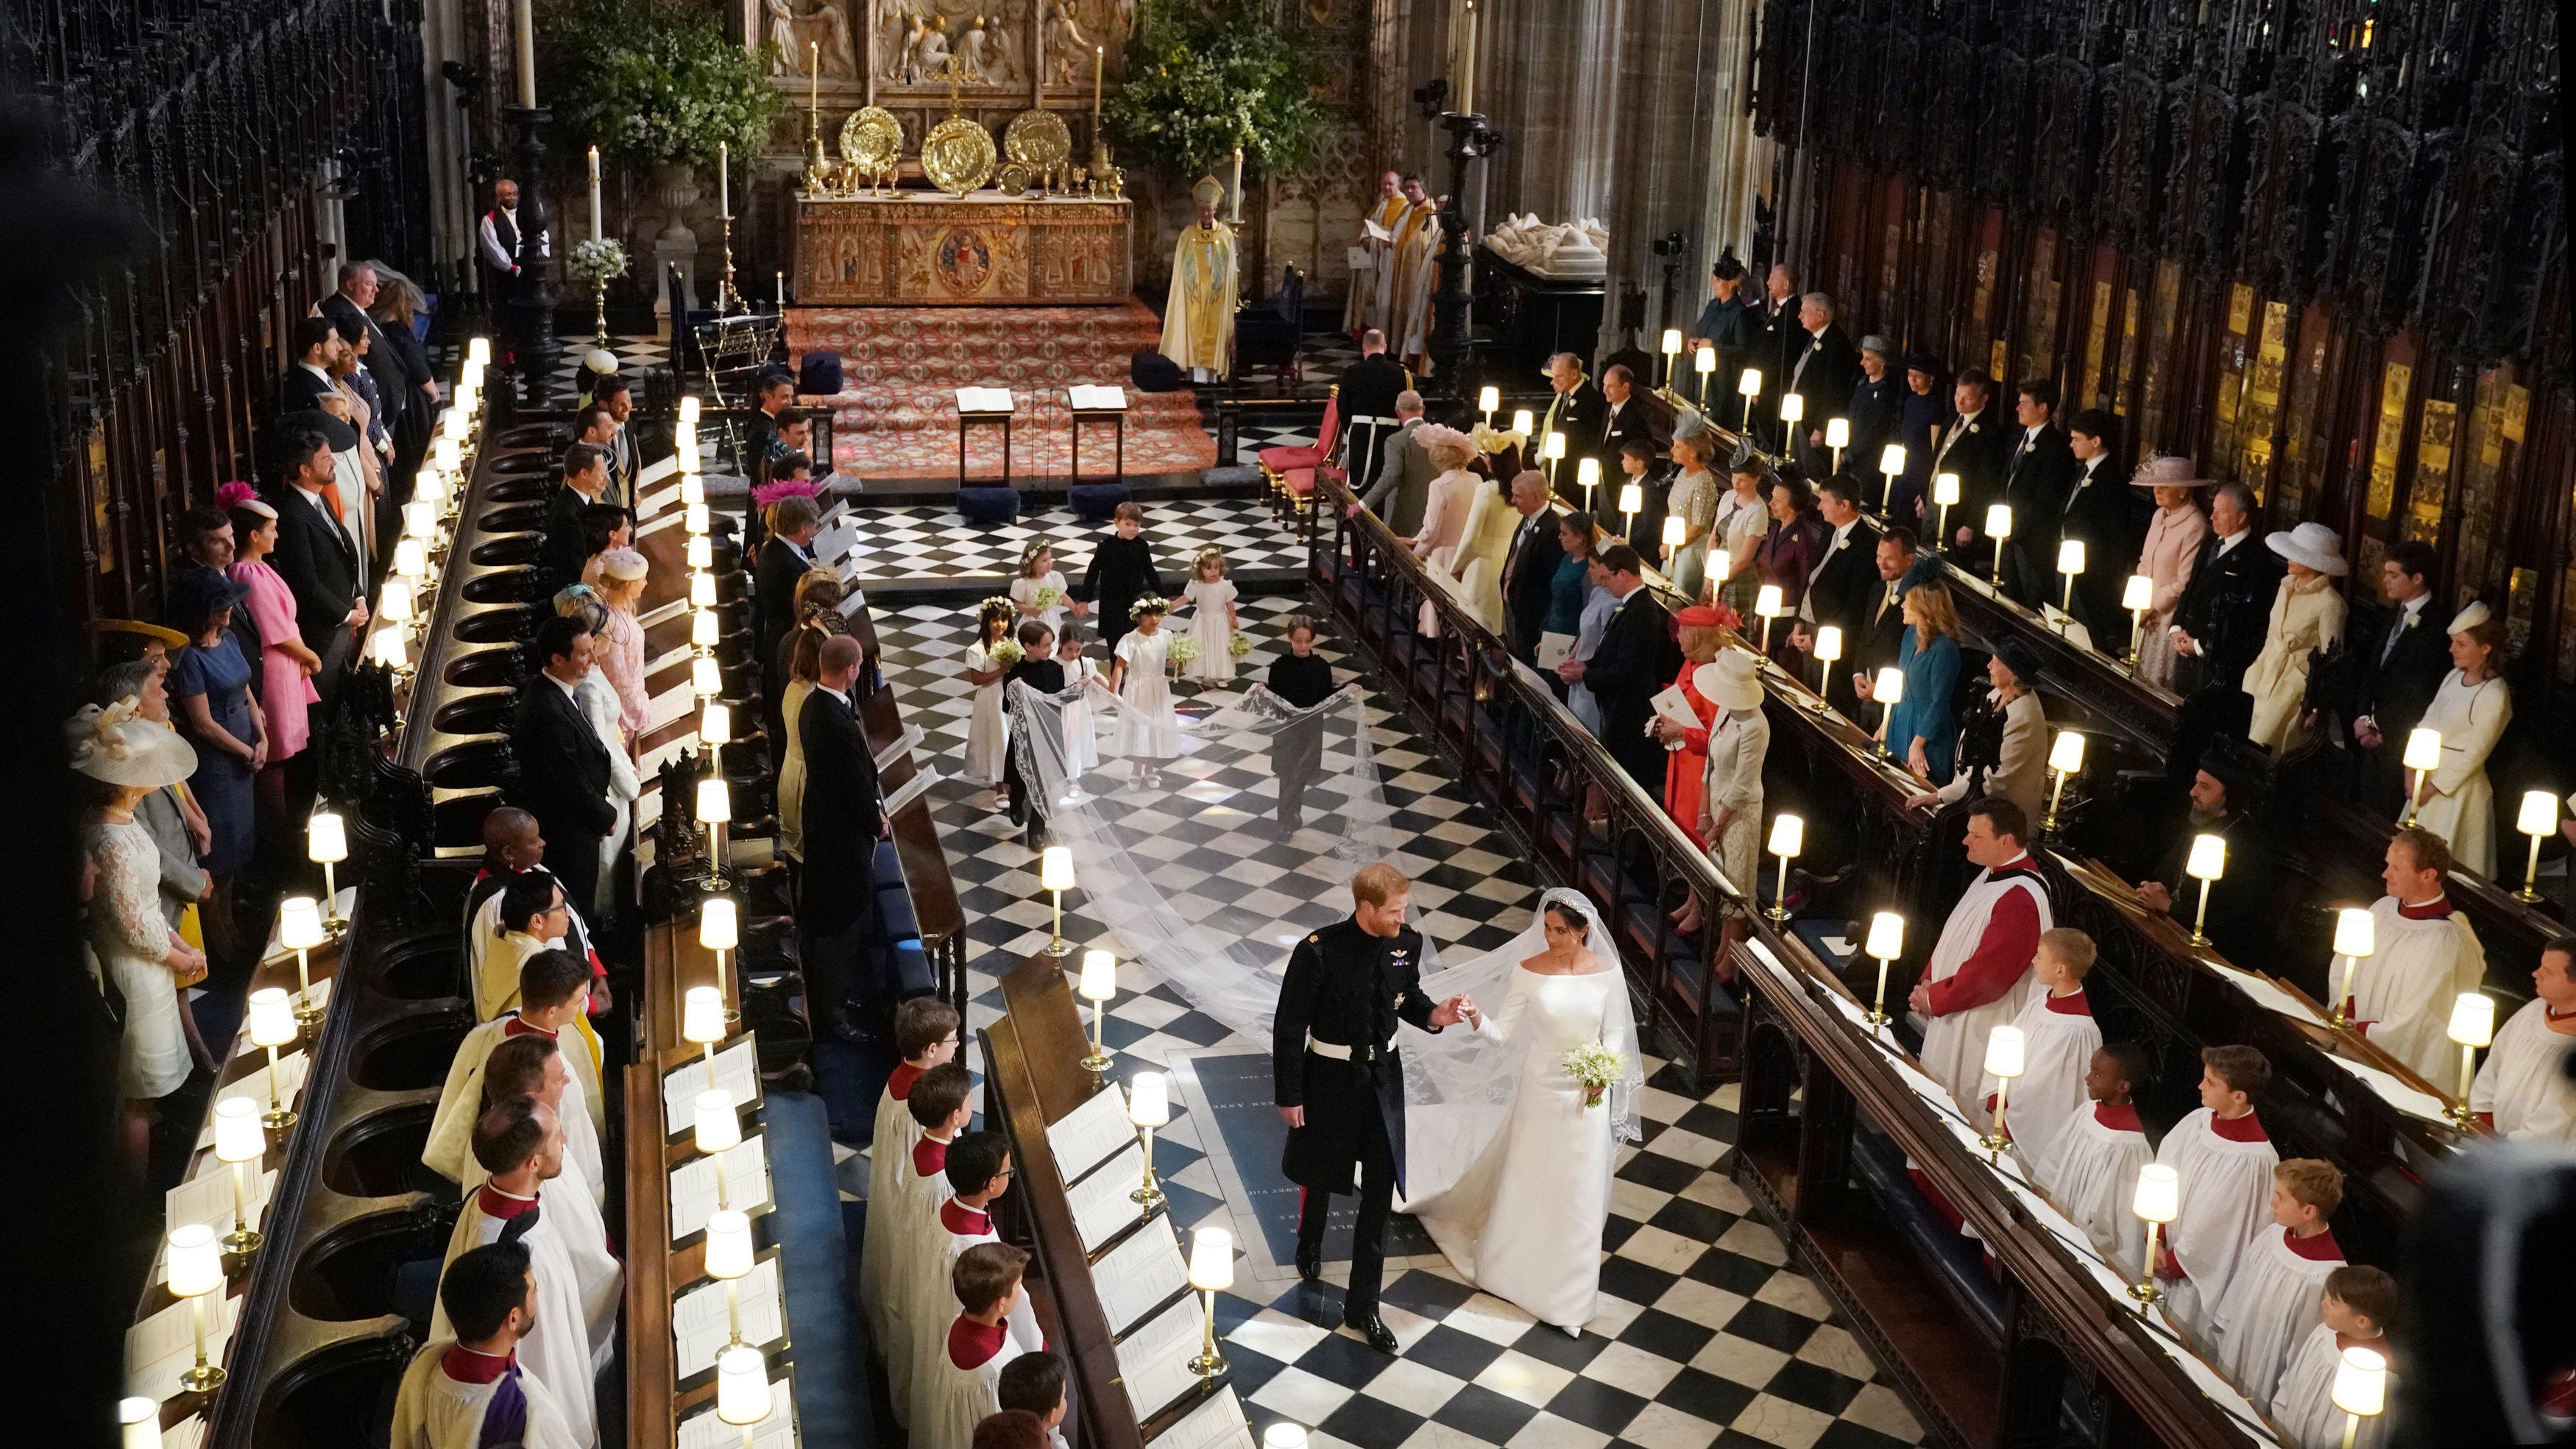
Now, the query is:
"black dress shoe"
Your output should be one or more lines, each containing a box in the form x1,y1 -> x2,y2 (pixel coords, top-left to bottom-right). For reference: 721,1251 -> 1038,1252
1343,1312 -> 1399,1354
1294,1241 -> 1322,1283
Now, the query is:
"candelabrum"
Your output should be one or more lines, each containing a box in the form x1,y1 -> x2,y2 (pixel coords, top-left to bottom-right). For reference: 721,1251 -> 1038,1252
502,103 -> 563,408
1426,110 -> 1501,389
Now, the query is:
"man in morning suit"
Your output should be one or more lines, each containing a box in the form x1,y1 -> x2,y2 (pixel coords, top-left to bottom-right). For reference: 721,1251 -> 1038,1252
542,443 -> 612,592
1357,392 -> 1437,536
1535,352 -> 1603,461
1794,477 -> 1882,718
1784,293 -> 1861,478
320,262 -> 418,450
1752,264 -> 1802,447
1927,367 -> 2012,561
266,422 -> 366,709
1335,328 -> 1411,495
281,316 -> 345,416
509,615 -> 615,918
2058,410 -> 2147,651
1594,364 -> 1672,470
1275,862 -> 1473,1353
799,634 -> 888,1043
2170,482 -> 2284,698
1844,336 -> 1904,484
1995,378 -> 2079,608
1847,527 -> 1922,722
592,375 -> 643,509
1498,472 -> 1565,663
1557,543 -> 1679,791
2349,539 -> 2452,814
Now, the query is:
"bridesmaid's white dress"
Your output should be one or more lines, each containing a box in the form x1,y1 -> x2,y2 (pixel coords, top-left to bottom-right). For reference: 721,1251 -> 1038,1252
1112,629 -> 1179,759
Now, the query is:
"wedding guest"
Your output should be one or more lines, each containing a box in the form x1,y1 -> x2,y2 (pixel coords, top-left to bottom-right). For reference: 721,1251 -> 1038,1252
266,420 -> 367,709
2056,410 -> 2146,648
1662,432 -> 1724,600
2243,522 -> 2349,753
1855,580 -> 1961,784
1610,439 -> 1667,561
2349,540 -> 2449,815
1408,427 -> 1482,570
1498,472 -> 1563,665
93,662 -> 210,946
1890,352 -> 1945,526
2130,457 -> 2212,689
167,569 -> 266,952
2149,1045 -> 2280,1331
177,503 -> 260,664
1652,606 -> 1727,849
574,503 -> 631,589
1696,651 -> 1769,925
1976,928 -> 2098,1163
1754,472 -> 1829,632
227,489 -> 320,846
863,1001 -> 963,1389
2170,482 -> 2282,695
2268,1267 -> 2398,1449
1562,527 -> 1621,734
2349,826 -> 2488,1082
509,615 -> 615,917
757,492 -> 826,676
549,591 -> 639,922
391,1242 -> 585,1449
802,634 -> 888,1042
2210,1159 -> 2349,1403
1557,544 -> 1677,791
1847,528 -> 1920,720
1544,510 -> 1604,648
1917,635 -> 2048,822
2033,1043 -> 2154,1277
1792,475 -> 1880,715
542,443 -> 611,591
2470,935 -> 2576,1143
777,604 -> 843,868
1075,503 -> 1167,651
592,547 -> 650,747
2409,601 -> 2511,875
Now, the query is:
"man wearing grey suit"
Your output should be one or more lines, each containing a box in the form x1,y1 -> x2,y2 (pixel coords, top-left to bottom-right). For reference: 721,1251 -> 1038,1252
1354,391 -> 1437,535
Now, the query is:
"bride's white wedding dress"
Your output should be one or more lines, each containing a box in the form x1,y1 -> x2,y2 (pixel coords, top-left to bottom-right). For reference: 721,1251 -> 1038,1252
1398,889 -> 1642,1333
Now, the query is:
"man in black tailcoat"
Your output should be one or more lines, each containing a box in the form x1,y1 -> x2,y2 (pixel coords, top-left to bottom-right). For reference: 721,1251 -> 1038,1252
1794,476 -> 1881,717
1275,863 -> 1472,1353
2170,482 -> 2282,698
2347,539 -> 2452,813
801,634 -> 889,1042
1335,328 -> 1411,495
1995,378 -> 2078,607
1498,471 -> 1565,662
2056,409 -> 2148,651
1557,542 -> 1679,791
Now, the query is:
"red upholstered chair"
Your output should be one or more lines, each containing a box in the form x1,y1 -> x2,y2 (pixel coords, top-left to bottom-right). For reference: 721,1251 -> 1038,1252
1257,389 -> 1341,520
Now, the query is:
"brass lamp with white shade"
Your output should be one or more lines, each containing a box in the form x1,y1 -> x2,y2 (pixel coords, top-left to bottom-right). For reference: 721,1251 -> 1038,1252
1077,950 -> 1117,1071
697,1087 -> 743,1211
1660,511 -> 1686,564
2332,1345 -> 2388,1448
404,500 -> 439,546
1128,1071 -> 1170,1209
1618,480 -> 1643,539
702,703 -> 734,750
1931,472 -> 1961,548
467,336 -> 492,368
166,1223 -> 229,1392
1736,366 -> 1761,430
1477,383 -> 1500,425
2055,539 -> 2086,620
1985,504 -> 2014,586
120,1397 -> 158,1449
1575,456 -> 1601,511
2446,991 -> 2494,1129
1693,344 -> 1716,408
1811,626 -> 1844,699
2184,834 -> 2227,946
701,898 -> 740,1021
715,1342 -> 773,1448
704,1208 -> 755,1347
1753,584 -> 1786,656
1657,332 -> 1681,392
1264,1426 -> 1309,1449
2400,727 -> 2442,826
2127,1163 -> 2180,1305
1186,1225 -> 1233,1378
212,1095 -> 267,1256
394,536 -> 429,587
1778,392 -> 1805,433
1863,912 -> 1904,1025
1877,443 -> 1905,514
682,475 -> 707,508
2515,790 -> 2558,903
2122,573 -> 2155,667
247,987 -> 300,1129
1870,665 -> 1905,759
2328,907 -> 2374,1029
306,812 -> 349,936
277,894 -> 327,1027
1981,1024 -> 2025,1156
690,572 -> 720,611
377,577 -> 416,632
1542,430 -> 1566,487
1510,408 -> 1534,438
693,606 -> 722,656
687,535 -> 715,573
1824,417 -> 1849,475
1041,846 -> 1078,957
697,776 -> 734,893
692,653 -> 724,700
686,502 -> 712,536
679,393 -> 701,422
2043,730 -> 2085,835
685,985 -> 729,1092
1766,813 -> 1802,924
369,624 -> 411,681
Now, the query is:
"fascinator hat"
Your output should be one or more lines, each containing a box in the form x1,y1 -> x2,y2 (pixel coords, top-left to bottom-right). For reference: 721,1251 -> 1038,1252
68,698 -> 197,790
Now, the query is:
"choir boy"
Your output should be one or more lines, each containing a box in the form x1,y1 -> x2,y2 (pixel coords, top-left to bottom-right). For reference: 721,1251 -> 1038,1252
2349,826 -> 2488,1081
425,948 -> 604,1202
2210,1159 -> 2348,1402
2471,935 -> 2576,1144
2035,1042 -> 2155,1277
998,1351 -> 1072,1449
1978,928 -> 2101,1168
392,1243 -> 584,1449
863,999 -> 963,1363
885,1060 -> 974,1423
907,1132 -> 1041,1423
2151,1045 -> 2279,1331
2268,1266 -> 2398,1449
920,1243 -> 1046,1449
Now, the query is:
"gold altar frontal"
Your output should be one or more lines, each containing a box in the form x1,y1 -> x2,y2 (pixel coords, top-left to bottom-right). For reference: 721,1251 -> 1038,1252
793,191 -> 1133,306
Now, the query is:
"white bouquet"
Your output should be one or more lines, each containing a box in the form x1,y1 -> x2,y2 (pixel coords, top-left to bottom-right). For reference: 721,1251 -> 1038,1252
991,639 -> 1026,667
1168,636 -> 1202,670
1033,585 -> 1063,612
1562,1041 -> 1626,1109
1226,631 -> 1253,658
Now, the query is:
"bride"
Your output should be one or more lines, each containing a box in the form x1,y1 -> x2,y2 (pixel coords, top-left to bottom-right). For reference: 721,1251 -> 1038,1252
1398,888 -> 1643,1335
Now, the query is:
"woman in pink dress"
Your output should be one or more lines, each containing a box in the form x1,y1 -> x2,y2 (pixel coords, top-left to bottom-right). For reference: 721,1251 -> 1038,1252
223,486 -> 321,786
594,547 -> 651,746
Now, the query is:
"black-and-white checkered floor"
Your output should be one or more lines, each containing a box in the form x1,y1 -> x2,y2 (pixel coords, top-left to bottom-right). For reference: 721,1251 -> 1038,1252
835,591 -> 1927,1449
841,500 -> 1312,588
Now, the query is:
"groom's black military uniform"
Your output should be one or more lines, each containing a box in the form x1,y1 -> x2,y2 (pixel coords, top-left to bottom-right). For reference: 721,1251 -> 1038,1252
1275,915 -> 1443,1346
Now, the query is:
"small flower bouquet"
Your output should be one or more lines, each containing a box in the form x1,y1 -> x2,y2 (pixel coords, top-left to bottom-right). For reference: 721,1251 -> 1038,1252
1033,585 -> 1063,612
1227,631 -> 1253,658
1168,636 -> 1202,672
1563,1041 -> 1626,1109
991,639 -> 1026,667
565,236 -> 631,283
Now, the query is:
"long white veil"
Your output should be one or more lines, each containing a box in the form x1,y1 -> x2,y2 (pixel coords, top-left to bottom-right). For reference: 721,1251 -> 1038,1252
1395,886 -> 1646,1214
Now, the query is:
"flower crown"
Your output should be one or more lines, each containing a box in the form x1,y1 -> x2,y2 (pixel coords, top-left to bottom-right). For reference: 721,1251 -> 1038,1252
1129,594 -> 1170,618
1192,546 -> 1227,573
978,595 -> 1016,622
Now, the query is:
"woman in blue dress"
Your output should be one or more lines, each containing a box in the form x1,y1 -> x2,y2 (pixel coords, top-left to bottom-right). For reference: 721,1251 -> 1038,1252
167,570 -> 268,934
1856,579 -> 1961,785
1892,352 -> 1946,529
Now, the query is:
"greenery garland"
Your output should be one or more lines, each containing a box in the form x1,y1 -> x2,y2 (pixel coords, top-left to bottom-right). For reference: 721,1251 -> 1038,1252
1105,0 -> 1337,181
542,0 -> 785,169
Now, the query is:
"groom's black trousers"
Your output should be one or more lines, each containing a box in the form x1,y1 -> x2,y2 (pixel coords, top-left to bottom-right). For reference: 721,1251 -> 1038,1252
1296,1094 -> 1399,1321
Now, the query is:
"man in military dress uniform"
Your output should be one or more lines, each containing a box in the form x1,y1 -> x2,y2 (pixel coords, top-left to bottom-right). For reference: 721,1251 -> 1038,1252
1274,863 -> 1473,1353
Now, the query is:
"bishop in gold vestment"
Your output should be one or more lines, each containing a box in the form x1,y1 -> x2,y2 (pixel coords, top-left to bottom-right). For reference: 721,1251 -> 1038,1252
1346,170 -> 1410,336
1385,179 -> 1444,374
1160,182 -> 1238,380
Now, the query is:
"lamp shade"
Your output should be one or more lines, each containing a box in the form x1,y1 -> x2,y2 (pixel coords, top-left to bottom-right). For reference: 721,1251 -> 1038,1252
683,986 -> 727,1046
1738,367 -> 1762,397
213,1095 -> 265,1164
1872,666 -> 1904,705
1983,1024 -> 2026,1079
1510,408 -> 1534,436
682,475 -> 706,507
701,703 -> 733,747
1041,845 -> 1078,892
1985,503 -> 2014,540
1710,548 -> 1734,583
2519,790 -> 2559,837
1618,482 -> 1643,516
433,436 -> 462,474
120,1397 -> 158,1449
467,336 -> 492,366
697,777 -> 732,825
166,1224 -> 224,1298
690,573 -> 718,609
691,607 -> 722,653
1662,513 -> 1687,548
2333,907 -> 2375,959
405,500 -> 438,539
1543,431 -> 1566,461
378,578 -> 415,624
1768,813 -> 1804,857
1779,392 -> 1805,423
1575,456 -> 1601,492
1755,584 -> 1785,619
687,536 -> 714,572
685,502 -> 711,536
369,626 -> 408,670
715,1343 -> 773,1425
1659,330 -> 1682,356
2123,573 -> 2155,611
1825,417 -> 1850,450
440,406 -> 465,437
2331,1345 -> 2388,1417
695,1088 -> 742,1155
2132,1163 -> 2181,1223
700,898 -> 739,952
1264,1425 -> 1309,1449
1933,472 -> 1961,507
1128,1071 -> 1170,1127
1694,347 -> 1716,375
2048,730 -> 2086,776
703,1208 -> 754,1279
2403,726 -> 2442,773
679,394 -> 701,422
1814,626 -> 1843,662
692,654 -> 723,698
2186,834 -> 2227,882
247,987 -> 298,1049
1879,443 -> 1906,476
676,441 -> 701,475
307,812 -> 349,865
2057,539 -> 2087,575
1864,912 -> 1905,962
1078,950 -> 1117,1002
1479,384 -> 1501,412
394,537 -> 428,581
1188,1225 -> 1235,1292
2448,991 -> 2496,1048
277,896 -> 325,952
673,420 -> 697,456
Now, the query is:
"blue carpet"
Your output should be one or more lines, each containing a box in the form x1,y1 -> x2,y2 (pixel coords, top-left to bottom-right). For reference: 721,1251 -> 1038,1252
765,1089 -> 873,1449
1192,1052 -> 1434,1269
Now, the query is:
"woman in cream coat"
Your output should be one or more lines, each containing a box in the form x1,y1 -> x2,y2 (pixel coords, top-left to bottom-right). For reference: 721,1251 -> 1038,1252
1697,651 -> 1771,904
1409,427 -> 1484,570
2130,457 -> 2212,690
2411,601 -> 2513,876
2242,522 -> 2349,752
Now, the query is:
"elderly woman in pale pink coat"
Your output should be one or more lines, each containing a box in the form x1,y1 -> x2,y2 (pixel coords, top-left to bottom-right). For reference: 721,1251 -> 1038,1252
2130,456 -> 2212,690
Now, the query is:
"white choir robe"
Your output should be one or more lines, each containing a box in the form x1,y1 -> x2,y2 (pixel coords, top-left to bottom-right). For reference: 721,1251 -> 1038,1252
860,1065 -> 928,1360
2471,998 -> 2576,1144
1912,856 -> 2053,1108
2268,1325 -> 2393,1449
1978,987 -> 2098,1166
422,1015 -> 606,1205
465,870 -> 594,988
903,1200 -> 1046,1428
880,1133 -> 959,1425
2151,1108 -> 2279,1332
2033,1102 -> 2153,1278
2209,1225 -> 2346,1405
391,1339 -> 584,1449
429,1183 -> 623,1448
2350,896 -> 2486,1083
916,1315 -> 1044,1449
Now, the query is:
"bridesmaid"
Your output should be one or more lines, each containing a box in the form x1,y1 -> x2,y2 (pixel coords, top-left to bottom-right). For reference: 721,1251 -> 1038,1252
225,486 -> 320,853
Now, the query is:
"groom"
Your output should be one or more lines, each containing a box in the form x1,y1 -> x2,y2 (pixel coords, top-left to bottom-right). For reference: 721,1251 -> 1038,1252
1275,862 -> 1473,1353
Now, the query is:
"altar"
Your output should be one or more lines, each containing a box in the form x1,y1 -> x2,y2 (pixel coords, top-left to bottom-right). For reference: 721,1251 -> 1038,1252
793,191 -> 1132,305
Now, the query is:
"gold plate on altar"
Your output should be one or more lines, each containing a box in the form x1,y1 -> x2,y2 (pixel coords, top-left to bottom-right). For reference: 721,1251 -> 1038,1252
1002,110 -> 1072,173
997,163 -> 1033,196
838,105 -> 904,172
921,116 -> 997,196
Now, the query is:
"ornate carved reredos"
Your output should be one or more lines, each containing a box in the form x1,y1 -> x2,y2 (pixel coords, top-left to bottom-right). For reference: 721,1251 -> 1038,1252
752,0 -> 1134,97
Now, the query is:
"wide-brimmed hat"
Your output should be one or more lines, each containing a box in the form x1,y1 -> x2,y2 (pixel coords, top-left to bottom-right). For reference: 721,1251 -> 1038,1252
93,617 -> 188,651
67,699 -> 197,789
2129,455 -> 2214,489
1858,335 -> 1895,360
1992,636 -> 2045,687
1414,422 -> 1473,459
1696,652 -> 1764,711
2265,522 -> 2349,575
1902,352 -> 1944,377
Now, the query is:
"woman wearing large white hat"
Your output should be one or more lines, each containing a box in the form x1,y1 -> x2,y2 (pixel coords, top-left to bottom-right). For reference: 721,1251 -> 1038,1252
2241,522 -> 2349,752
2410,600 -> 2513,875
1695,651 -> 1771,918
2129,456 -> 2215,688
71,698 -> 205,1172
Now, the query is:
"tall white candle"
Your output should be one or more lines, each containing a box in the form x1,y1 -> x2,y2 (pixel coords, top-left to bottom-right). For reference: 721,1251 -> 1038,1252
719,141 -> 730,221
1459,2 -> 1476,114
776,271 -> 785,308
587,146 -> 602,238
514,0 -> 536,106
1230,146 -> 1243,224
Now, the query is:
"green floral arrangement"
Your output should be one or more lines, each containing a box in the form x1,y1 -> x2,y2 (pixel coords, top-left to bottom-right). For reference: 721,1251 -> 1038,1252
543,0 -> 784,168
1563,1042 -> 1627,1109
1106,0 -> 1338,180
565,236 -> 631,283
992,639 -> 1026,667
1227,632 -> 1253,659
1033,585 -> 1063,612
1169,636 -> 1202,668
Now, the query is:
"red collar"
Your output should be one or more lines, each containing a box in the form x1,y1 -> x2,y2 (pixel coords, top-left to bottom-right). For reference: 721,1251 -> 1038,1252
2095,1102 -> 2142,1132
501,1014 -> 556,1039
473,865 -> 495,886
948,1315 -> 1007,1369
940,1199 -> 992,1236
2209,1109 -> 2268,1142
476,1184 -> 541,1219
913,1136 -> 949,1177
2544,1002 -> 2576,1024
439,1344 -> 516,1384
2044,988 -> 2091,1016
889,1062 -> 925,1101
2397,895 -> 2455,920
2284,1226 -> 2343,1261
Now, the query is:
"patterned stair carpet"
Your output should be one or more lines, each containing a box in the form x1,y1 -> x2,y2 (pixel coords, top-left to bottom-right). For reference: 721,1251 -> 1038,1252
788,300 -> 1218,481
